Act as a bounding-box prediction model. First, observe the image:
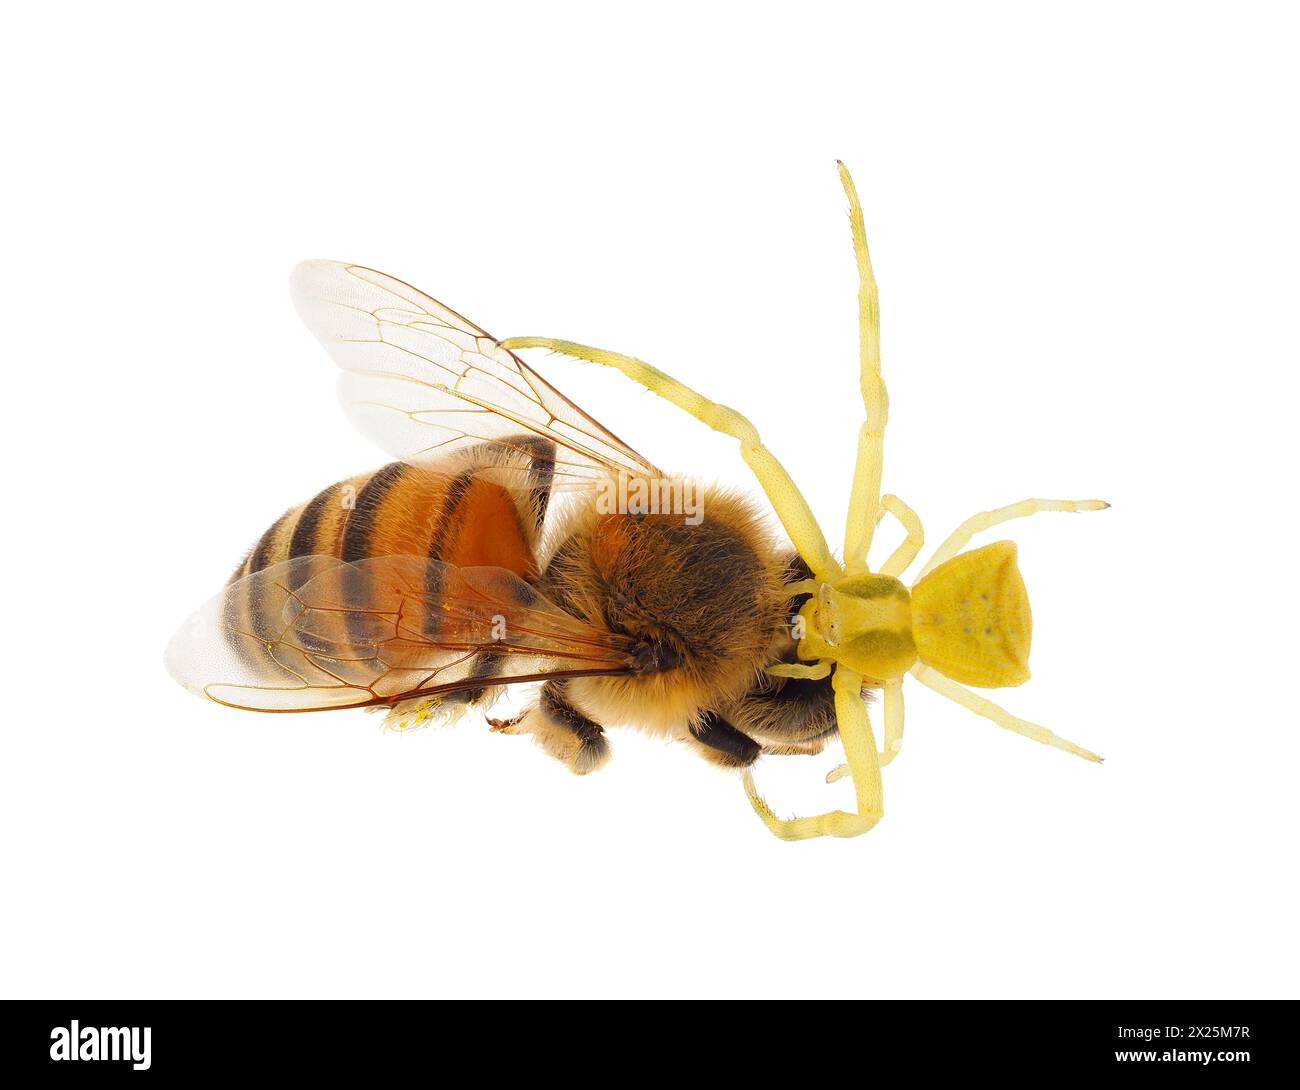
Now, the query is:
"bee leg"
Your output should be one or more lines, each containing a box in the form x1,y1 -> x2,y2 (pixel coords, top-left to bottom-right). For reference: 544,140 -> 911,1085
491,681 -> 610,775
426,648 -> 502,725
688,713 -> 762,768
762,728 -> 835,757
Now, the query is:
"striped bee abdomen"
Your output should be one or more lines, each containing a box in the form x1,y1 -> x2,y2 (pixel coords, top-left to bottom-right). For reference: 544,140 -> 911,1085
224,439 -> 558,684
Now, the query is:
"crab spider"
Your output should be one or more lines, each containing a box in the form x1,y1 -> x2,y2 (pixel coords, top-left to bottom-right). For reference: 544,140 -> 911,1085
502,162 -> 1107,840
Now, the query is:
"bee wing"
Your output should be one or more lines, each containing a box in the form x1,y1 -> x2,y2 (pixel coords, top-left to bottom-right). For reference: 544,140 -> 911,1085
291,260 -> 661,489
166,554 -> 637,712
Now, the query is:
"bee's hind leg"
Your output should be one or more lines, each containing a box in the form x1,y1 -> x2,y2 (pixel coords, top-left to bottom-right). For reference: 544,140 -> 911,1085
489,680 -> 610,775
688,713 -> 762,768
762,728 -> 835,757
383,683 -> 494,732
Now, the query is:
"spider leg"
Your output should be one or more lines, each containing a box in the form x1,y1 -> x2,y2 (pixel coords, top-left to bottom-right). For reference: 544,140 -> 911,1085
917,498 -> 1109,578
878,493 -> 924,577
826,677 -> 904,781
838,161 -> 889,576
882,678 -> 904,764
766,660 -> 832,681
742,667 -> 884,840
499,336 -> 839,582
910,663 -> 1102,762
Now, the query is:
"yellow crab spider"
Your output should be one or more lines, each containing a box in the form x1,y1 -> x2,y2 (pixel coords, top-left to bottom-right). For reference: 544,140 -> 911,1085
501,162 -> 1107,840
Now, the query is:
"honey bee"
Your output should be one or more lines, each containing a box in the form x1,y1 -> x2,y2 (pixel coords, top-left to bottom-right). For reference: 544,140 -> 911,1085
167,163 -> 1108,839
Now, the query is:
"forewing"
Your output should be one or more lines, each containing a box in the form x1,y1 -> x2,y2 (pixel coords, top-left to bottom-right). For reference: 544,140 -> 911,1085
290,260 -> 661,488
166,555 -> 636,712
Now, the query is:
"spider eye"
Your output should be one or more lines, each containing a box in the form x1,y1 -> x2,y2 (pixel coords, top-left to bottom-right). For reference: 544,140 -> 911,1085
817,585 -> 841,645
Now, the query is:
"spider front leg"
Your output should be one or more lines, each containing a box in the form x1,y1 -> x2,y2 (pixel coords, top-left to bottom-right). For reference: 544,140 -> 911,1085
497,337 -> 839,581
838,161 -> 889,576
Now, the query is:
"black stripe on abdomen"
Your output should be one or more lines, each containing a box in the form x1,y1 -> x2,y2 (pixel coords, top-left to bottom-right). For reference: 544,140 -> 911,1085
248,509 -> 291,575
341,462 -> 408,647
510,434 -> 556,534
341,462 -> 406,562
290,483 -> 340,560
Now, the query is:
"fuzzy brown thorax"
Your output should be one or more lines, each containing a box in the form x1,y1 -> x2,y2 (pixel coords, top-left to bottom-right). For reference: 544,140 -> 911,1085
541,484 -> 786,732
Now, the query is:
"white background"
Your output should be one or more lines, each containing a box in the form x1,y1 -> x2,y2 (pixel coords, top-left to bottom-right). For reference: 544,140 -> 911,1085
2,2 -> 1296,999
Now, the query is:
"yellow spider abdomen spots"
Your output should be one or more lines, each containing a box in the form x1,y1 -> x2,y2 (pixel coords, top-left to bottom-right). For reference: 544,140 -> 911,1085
910,540 -> 1032,688
796,574 -> 917,683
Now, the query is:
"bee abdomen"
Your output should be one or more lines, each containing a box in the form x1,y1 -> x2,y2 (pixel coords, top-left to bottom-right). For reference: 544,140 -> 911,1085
228,476 -> 365,586
224,444 -> 554,676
